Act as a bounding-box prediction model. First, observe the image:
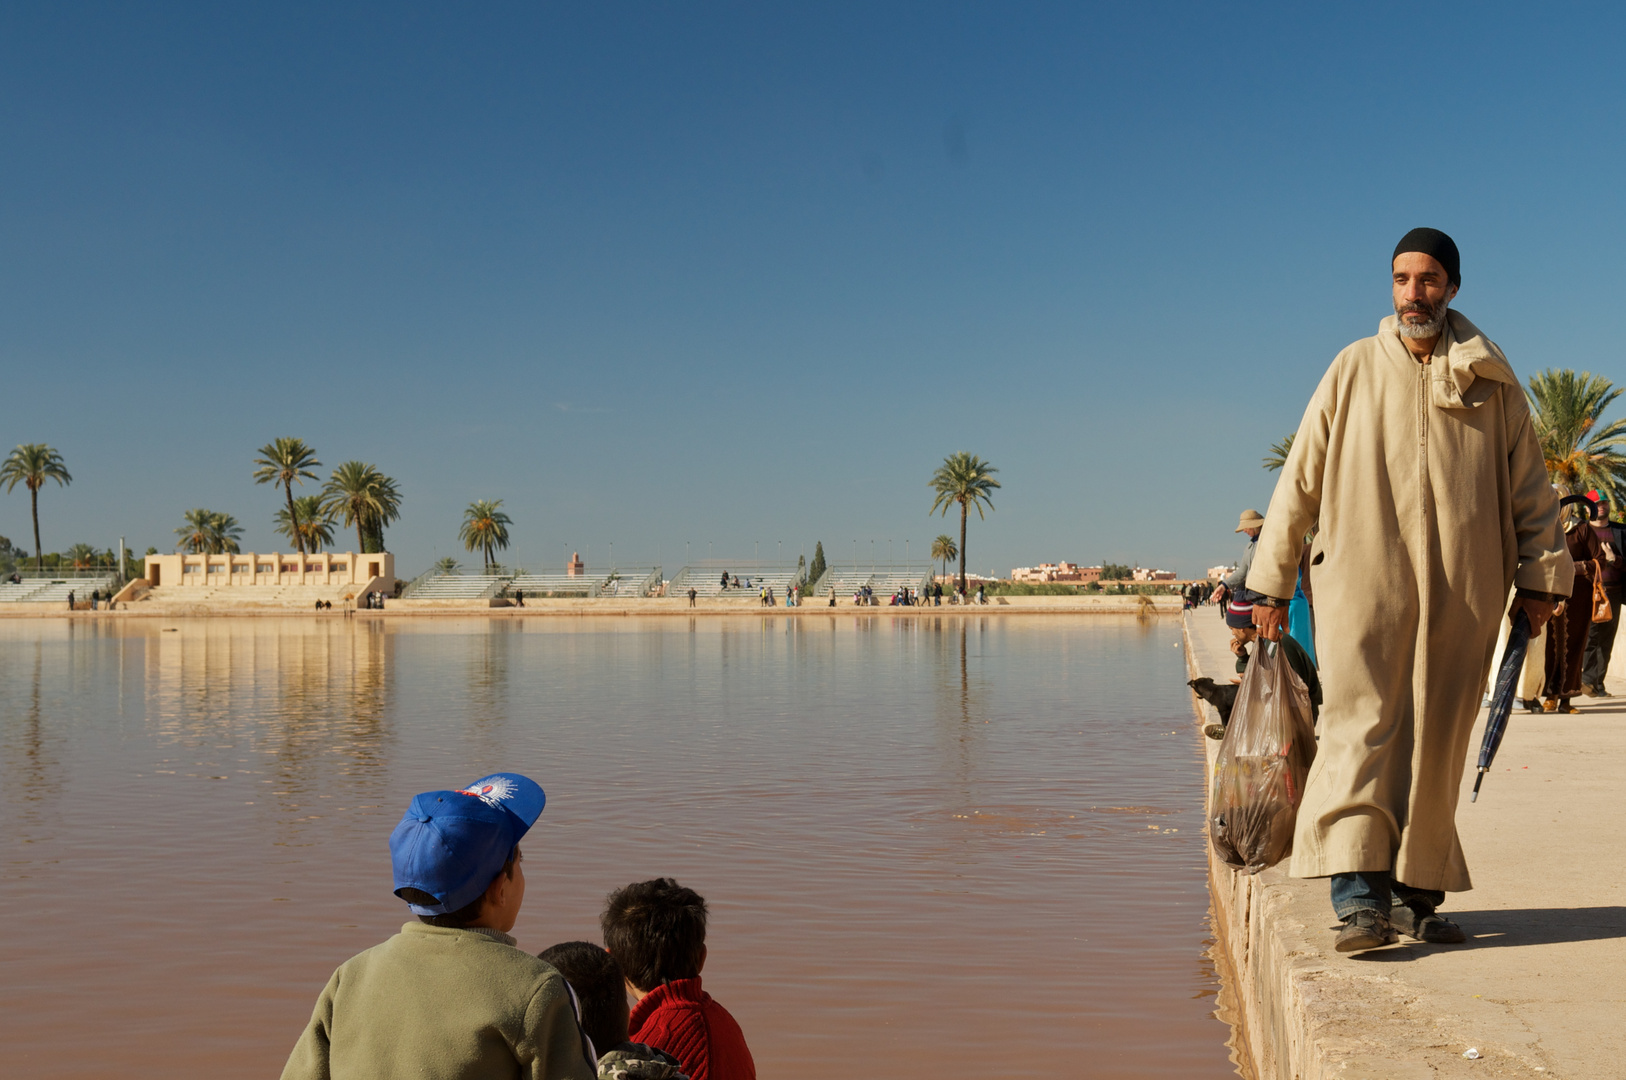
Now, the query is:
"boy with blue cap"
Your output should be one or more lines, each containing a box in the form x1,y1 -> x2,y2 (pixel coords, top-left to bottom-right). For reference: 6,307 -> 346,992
281,773 -> 595,1080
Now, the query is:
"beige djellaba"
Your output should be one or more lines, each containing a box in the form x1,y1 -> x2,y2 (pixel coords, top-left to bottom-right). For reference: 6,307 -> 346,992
1247,309 -> 1572,891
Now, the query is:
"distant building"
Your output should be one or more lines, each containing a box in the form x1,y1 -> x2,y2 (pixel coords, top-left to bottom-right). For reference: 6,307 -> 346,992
1207,565 -> 1234,581
1010,561 -> 1102,584
1131,568 -> 1178,582
142,551 -> 393,589
567,551 -> 585,576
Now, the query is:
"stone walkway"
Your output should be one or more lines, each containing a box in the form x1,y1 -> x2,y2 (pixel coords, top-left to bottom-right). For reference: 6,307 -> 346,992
1185,609 -> 1625,1080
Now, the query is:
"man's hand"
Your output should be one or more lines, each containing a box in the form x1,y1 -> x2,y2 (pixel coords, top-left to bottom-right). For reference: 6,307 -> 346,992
1252,602 -> 1287,642
1210,585 -> 1225,604
1511,596 -> 1557,637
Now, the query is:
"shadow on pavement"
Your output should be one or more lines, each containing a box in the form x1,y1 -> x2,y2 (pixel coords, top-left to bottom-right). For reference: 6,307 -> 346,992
1344,906 -> 1626,961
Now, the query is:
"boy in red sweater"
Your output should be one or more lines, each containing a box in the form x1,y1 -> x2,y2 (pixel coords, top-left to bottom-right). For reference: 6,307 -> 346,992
601,878 -> 757,1080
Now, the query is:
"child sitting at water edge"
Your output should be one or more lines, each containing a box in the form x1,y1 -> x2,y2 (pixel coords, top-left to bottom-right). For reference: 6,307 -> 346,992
1204,598 -> 1322,740
540,941 -> 690,1080
601,878 -> 756,1080
280,772 -> 594,1080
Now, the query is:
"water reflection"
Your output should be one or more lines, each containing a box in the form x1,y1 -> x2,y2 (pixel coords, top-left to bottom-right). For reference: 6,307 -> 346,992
0,614 -> 1233,1080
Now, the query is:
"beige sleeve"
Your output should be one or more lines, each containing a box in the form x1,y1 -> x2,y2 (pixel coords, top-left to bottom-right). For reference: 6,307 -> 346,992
521,975 -> 596,1080
1247,361 -> 1336,600
279,970 -> 337,1080
1504,389 -> 1575,595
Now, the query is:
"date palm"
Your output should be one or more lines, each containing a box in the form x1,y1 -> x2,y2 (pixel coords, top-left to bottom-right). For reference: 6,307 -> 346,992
1526,369 -> 1626,503
274,495 -> 335,553
1263,433 -> 1296,472
929,452 -> 1000,593
931,534 -> 958,582
459,499 -> 512,570
175,509 -> 244,554
0,443 -> 73,571
322,461 -> 403,553
252,438 -> 321,556
65,542 -> 101,570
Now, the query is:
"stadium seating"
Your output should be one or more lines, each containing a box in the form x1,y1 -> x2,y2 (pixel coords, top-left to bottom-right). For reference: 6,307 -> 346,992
0,575 -> 118,603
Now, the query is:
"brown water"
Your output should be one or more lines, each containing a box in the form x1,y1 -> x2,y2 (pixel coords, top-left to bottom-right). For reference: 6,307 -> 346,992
0,615 -> 1235,1078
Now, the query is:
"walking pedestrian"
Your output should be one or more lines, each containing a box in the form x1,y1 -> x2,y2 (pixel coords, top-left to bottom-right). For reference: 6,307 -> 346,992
1582,492 -> 1625,696
1543,497 -> 1603,713
1247,228 -> 1569,954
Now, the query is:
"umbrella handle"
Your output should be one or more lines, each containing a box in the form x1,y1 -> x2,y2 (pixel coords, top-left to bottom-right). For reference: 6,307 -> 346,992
1470,766 -> 1487,803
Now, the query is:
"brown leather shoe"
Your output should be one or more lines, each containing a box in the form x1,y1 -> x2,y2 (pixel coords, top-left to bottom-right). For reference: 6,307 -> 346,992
1335,910 -> 1398,953
1392,904 -> 1467,944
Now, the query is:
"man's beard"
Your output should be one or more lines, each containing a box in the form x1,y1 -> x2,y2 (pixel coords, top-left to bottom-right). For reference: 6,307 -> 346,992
1395,296 -> 1450,339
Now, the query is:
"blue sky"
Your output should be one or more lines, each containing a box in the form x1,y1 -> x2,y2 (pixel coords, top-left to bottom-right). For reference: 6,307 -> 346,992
3,3 -> 1624,578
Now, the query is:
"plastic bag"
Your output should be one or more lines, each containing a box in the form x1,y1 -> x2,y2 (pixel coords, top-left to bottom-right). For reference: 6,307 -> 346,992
1208,639 -> 1317,874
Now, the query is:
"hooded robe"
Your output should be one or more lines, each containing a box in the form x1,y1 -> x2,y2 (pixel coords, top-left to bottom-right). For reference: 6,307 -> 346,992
1248,310 -> 1571,891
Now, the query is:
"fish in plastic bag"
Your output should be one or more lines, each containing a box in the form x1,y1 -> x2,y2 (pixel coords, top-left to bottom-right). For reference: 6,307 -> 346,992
1208,639 -> 1317,874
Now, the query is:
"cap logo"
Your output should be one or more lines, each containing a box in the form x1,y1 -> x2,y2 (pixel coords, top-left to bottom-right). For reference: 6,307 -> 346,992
456,775 -> 517,808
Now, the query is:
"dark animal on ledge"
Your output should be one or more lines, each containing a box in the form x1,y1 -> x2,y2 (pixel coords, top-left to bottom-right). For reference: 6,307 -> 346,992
1188,677 -> 1238,733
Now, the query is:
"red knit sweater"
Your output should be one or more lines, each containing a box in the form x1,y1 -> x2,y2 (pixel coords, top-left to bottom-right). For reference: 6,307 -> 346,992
628,977 -> 756,1080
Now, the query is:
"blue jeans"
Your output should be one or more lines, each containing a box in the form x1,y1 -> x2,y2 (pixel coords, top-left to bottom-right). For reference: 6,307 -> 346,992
1331,871 -> 1446,921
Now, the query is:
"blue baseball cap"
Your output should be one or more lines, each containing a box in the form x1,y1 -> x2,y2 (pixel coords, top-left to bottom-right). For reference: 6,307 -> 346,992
389,772 -> 546,916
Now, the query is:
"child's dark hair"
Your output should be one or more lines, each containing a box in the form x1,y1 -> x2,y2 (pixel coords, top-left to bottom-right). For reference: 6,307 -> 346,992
539,941 -> 629,1055
600,877 -> 708,991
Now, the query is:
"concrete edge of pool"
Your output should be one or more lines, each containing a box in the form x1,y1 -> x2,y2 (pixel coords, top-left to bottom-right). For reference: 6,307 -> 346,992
1184,610 -> 1621,1080
0,594 -> 1187,617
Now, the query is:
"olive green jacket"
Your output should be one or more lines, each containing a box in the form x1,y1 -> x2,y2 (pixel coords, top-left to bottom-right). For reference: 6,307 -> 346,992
281,922 -> 595,1080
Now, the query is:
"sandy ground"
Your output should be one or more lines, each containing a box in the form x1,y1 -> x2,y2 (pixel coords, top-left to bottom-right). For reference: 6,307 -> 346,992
1186,608 -> 1625,1080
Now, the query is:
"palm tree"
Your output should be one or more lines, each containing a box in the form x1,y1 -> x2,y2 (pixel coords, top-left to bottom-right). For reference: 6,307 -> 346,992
65,542 -> 100,570
459,499 -> 512,570
931,534 -> 958,582
432,556 -> 462,576
252,438 -> 321,556
175,509 -> 244,554
929,452 -> 1001,594
322,461 -> 403,553
0,444 -> 73,571
1526,369 -> 1626,502
274,495 -> 335,553
1263,433 -> 1296,472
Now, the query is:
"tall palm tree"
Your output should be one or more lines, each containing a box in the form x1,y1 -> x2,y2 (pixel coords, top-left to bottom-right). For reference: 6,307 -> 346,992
929,452 -> 1001,593
175,509 -> 244,554
0,443 -> 73,571
459,499 -> 513,570
252,438 -> 321,556
1263,433 -> 1296,472
931,534 -> 958,582
322,461 -> 403,553
274,495 -> 335,553
1526,369 -> 1626,503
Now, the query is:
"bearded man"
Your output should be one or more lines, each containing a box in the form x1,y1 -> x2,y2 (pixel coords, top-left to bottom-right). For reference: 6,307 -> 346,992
1248,228 -> 1572,954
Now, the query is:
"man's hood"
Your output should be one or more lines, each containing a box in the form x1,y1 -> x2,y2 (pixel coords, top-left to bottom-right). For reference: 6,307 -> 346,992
1378,309 -> 1518,410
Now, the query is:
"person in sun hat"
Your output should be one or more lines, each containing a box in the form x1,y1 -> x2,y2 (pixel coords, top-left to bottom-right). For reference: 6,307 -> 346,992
280,772 -> 595,1080
1212,509 -> 1266,606
1247,227 -> 1570,955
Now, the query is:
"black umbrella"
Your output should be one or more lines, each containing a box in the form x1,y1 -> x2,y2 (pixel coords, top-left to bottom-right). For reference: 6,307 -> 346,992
1472,609 -> 1531,802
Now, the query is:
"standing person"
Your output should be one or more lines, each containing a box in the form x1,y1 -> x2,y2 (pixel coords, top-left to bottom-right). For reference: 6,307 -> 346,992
1543,499 -> 1603,713
1582,492 -> 1625,696
1248,228 -> 1569,954
67,589 -> 75,610
719,571 -> 729,591
687,586 -> 697,608
280,773 -> 595,1080
1213,510 -> 1264,603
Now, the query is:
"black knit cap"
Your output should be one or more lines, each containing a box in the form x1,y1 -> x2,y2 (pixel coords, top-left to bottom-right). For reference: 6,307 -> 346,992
1393,227 -> 1460,286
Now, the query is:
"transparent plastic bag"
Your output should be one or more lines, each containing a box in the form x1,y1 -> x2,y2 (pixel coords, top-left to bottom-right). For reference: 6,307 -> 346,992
1208,640 -> 1317,874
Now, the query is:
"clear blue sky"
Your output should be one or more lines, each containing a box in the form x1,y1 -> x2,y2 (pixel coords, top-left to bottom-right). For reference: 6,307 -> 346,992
4,3 -> 1623,578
